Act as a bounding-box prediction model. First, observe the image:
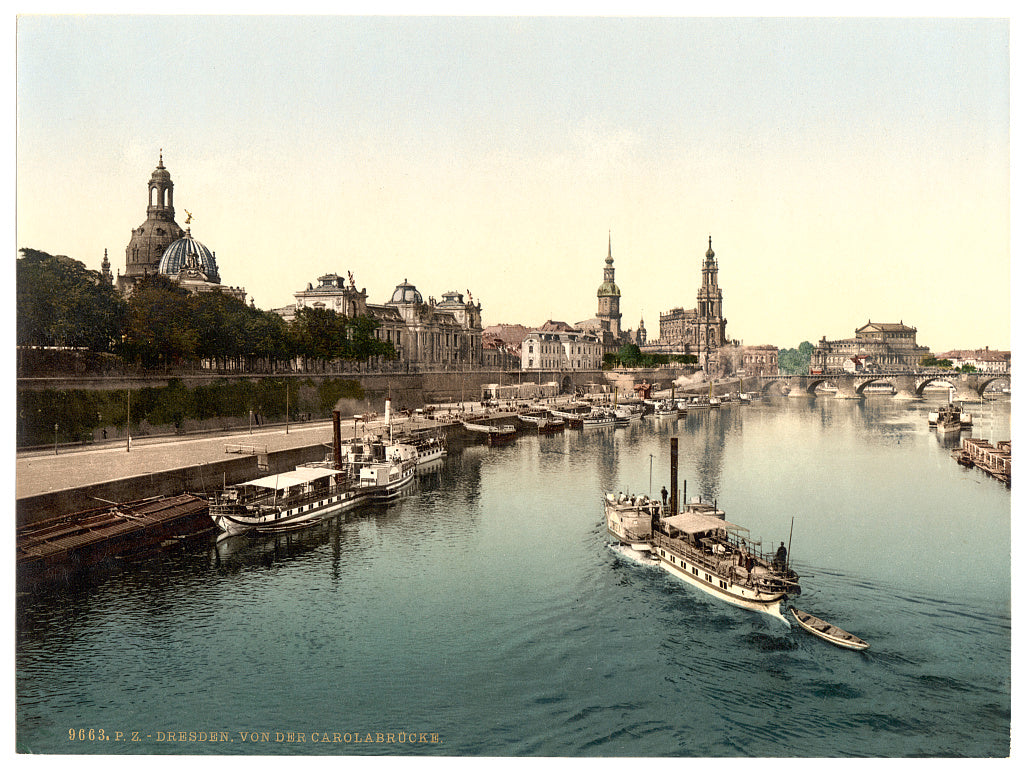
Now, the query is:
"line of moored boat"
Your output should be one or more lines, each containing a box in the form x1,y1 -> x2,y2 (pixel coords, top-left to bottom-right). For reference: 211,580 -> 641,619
209,408 -> 445,538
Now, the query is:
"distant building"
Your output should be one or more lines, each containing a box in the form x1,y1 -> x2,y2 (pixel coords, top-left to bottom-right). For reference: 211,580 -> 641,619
937,347 -> 1010,373
811,321 -> 932,372
740,345 -> 779,376
575,234 -> 638,356
650,236 -> 728,363
100,249 -> 113,285
483,324 -> 529,369
521,324 -> 602,371
117,154 -> 245,301
281,273 -> 484,370
842,354 -> 873,373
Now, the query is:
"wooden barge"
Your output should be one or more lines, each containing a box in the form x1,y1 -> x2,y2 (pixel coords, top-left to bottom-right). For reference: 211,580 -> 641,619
17,493 -> 211,585
461,418 -> 517,446
954,438 -> 1011,486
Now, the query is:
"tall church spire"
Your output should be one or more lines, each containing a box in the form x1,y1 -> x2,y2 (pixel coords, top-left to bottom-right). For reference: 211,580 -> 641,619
596,233 -> 622,338
100,248 -> 112,285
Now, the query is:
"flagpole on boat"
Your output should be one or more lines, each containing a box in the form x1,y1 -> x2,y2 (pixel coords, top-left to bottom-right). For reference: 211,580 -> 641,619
787,516 -> 795,571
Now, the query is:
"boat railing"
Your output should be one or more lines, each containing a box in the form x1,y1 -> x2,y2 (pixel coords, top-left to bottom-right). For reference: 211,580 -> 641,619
211,475 -> 352,510
652,530 -> 788,587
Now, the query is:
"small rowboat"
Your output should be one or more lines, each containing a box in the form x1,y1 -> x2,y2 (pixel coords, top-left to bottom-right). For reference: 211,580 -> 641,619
790,607 -> 870,651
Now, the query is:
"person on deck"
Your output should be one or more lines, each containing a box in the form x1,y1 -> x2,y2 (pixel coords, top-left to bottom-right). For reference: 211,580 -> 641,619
775,541 -> 788,569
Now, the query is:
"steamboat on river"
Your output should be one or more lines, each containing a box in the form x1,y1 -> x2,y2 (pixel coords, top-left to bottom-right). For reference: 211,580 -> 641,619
606,491 -> 800,620
605,439 -> 800,621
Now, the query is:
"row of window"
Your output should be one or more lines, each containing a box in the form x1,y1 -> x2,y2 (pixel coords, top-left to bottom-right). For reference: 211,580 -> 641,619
659,548 -> 730,591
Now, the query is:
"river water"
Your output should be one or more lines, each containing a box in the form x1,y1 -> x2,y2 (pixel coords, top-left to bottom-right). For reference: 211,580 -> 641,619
16,394 -> 1011,757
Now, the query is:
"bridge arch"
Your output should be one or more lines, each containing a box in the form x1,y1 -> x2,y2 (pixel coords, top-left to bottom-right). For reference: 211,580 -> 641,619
758,376 -> 789,394
852,375 -> 896,395
974,374 -> 1010,394
911,374 -> 955,398
803,378 -> 830,395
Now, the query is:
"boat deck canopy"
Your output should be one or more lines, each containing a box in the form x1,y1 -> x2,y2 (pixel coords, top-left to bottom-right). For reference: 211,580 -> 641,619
237,467 -> 337,490
661,511 -> 743,536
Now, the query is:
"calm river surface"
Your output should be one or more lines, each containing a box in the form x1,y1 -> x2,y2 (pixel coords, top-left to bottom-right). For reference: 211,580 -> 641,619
16,394 -> 1011,757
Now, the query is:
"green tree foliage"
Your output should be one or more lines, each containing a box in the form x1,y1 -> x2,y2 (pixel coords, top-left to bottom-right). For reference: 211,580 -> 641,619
20,247 -> 398,371
920,356 -> 953,369
120,275 -> 198,367
778,341 -> 814,374
603,346 -> 698,369
289,307 -> 396,367
16,377 -> 367,447
617,343 -> 643,367
17,248 -> 125,350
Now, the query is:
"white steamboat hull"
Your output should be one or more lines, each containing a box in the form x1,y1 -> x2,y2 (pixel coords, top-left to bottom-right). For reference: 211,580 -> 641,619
213,490 -> 369,537
654,545 -> 788,622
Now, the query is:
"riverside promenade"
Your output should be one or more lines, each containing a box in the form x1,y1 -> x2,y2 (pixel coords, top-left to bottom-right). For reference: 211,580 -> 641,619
14,393 -> 613,524
15,410 -> 461,502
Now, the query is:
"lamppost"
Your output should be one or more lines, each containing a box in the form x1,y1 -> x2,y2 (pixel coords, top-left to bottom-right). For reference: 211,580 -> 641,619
54,423 -> 58,456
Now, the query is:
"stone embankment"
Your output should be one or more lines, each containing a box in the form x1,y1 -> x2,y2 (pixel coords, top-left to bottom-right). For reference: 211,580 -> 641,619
15,397 -> 580,527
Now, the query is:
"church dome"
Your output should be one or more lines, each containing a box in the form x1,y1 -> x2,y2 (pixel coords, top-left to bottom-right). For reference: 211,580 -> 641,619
389,279 -> 423,305
597,280 -> 621,298
157,230 -> 220,282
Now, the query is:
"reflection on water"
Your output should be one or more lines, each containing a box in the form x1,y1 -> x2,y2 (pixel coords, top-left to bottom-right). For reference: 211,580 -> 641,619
16,394 -> 1010,756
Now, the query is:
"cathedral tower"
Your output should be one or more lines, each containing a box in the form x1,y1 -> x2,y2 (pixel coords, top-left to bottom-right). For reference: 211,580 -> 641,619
695,235 -> 727,351
596,232 -> 622,338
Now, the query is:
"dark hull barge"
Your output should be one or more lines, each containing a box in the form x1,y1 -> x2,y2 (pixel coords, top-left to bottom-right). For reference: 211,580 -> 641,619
17,493 -> 211,586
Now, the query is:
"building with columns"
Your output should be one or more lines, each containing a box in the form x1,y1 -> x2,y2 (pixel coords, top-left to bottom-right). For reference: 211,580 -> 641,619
279,273 -> 484,370
811,321 -> 932,372
740,345 -> 779,376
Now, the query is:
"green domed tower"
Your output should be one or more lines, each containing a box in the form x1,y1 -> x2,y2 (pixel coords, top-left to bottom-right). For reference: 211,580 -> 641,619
596,232 -> 622,337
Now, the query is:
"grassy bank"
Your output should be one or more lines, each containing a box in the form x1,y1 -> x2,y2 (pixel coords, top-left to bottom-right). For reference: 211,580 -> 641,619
16,377 -> 365,447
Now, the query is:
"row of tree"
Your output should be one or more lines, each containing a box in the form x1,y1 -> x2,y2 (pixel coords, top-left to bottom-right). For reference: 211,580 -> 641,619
604,343 -> 698,369
17,377 -> 366,447
17,249 -> 397,369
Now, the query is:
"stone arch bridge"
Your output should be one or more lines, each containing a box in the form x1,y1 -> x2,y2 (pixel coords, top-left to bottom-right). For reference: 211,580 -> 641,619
757,371 -> 1010,400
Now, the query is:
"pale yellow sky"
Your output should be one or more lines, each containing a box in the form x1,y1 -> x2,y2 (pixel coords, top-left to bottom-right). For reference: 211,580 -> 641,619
15,15 -> 1012,352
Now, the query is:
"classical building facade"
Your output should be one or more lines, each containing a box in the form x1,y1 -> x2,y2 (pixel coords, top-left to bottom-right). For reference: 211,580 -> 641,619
117,154 -> 245,301
651,236 -> 728,361
741,345 -> 779,376
281,273 -> 484,370
521,323 -> 602,371
810,321 -> 932,372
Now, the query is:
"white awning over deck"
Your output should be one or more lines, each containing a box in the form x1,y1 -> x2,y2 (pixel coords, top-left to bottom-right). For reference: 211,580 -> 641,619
237,467 -> 337,490
661,511 -> 742,536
